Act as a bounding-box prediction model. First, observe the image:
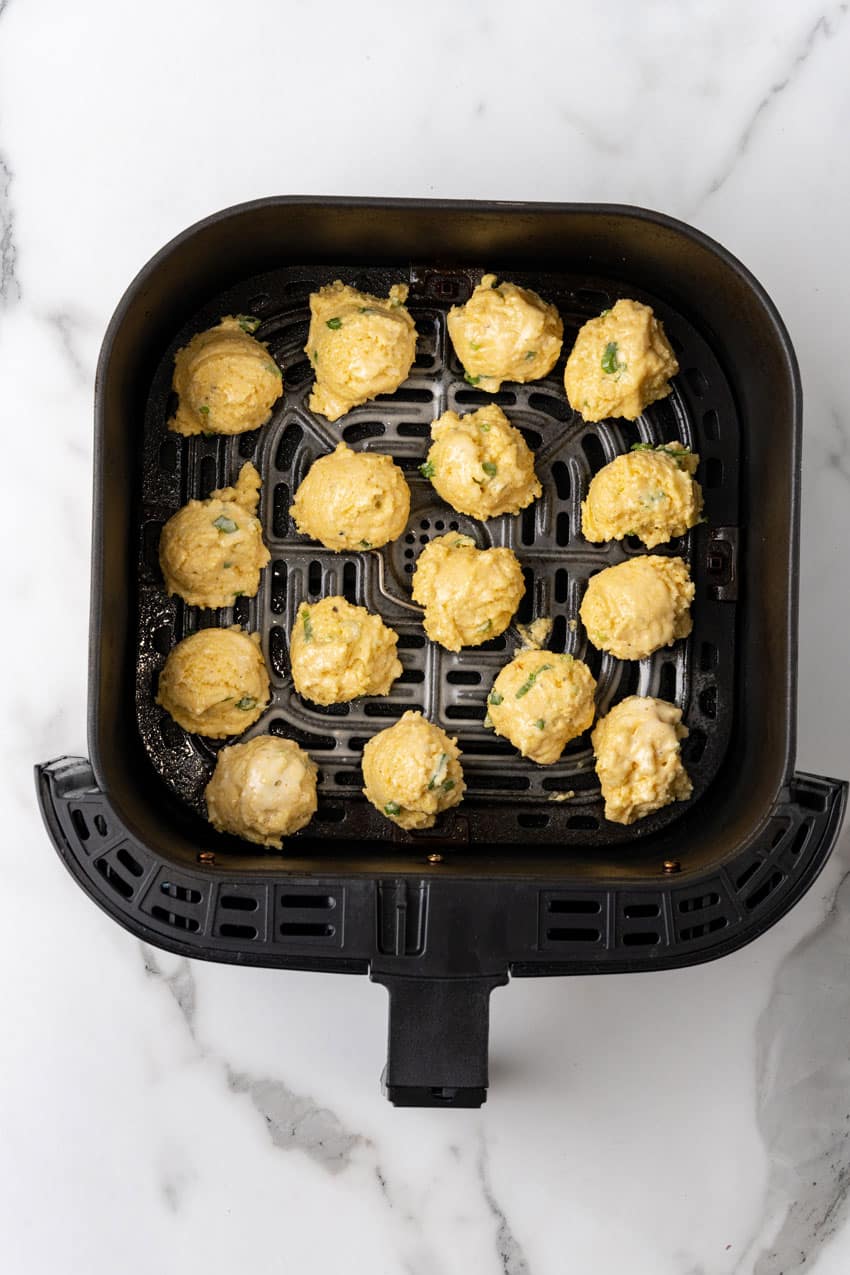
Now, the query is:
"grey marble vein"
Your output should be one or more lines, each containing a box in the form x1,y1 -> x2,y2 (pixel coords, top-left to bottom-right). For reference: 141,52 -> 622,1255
478,1136 -> 531,1275
743,842 -> 850,1274
703,5 -> 849,202
141,946 -> 197,1036
47,311 -> 89,382
823,410 -> 850,484
226,1069 -> 366,1173
0,151 -> 19,306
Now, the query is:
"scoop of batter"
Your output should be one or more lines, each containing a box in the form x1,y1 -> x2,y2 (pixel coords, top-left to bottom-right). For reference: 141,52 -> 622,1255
564,299 -> 679,422
361,710 -> 465,830
582,443 -> 703,548
447,274 -> 563,392
305,281 -> 417,421
157,625 -> 270,737
289,443 -> 410,550
592,695 -> 692,824
422,404 -> 542,519
411,533 -> 525,651
168,315 -> 282,436
487,651 -> 597,764
580,556 -> 694,661
205,735 -> 318,847
159,462 -> 270,608
290,596 -> 402,705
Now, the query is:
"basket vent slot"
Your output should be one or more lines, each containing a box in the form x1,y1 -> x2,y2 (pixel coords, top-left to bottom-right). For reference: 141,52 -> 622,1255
745,870 -> 784,911
546,926 -> 601,943
150,906 -> 200,933
548,898 -> 601,915
94,856 -> 133,899
678,891 -> 720,913
680,915 -> 727,941
277,889 -> 341,944
622,930 -> 660,946
275,423 -> 303,470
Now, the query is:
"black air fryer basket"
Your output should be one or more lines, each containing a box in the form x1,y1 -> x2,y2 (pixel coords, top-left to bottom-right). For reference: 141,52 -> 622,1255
37,198 -> 847,1106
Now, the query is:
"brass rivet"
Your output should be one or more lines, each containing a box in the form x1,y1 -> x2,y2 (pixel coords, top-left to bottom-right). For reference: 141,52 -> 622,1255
427,853 -> 443,865
198,850 -> 216,864
663,859 -> 681,874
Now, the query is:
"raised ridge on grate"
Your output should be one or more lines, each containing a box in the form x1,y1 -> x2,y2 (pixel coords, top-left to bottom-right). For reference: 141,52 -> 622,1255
136,264 -> 739,849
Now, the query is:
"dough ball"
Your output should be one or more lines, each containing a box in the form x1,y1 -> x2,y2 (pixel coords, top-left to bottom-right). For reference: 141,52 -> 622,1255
157,625 -> 270,737
205,735 -> 318,847
582,444 -> 703,548
447,274 -> 563,392
564,299 -> 679,422
290,596 -> 402,705
411,533 -> 525,651
159,462 -> 270,608
580,556 -> 694,661
168,316 -> 282,437
422,404 -> 541,519
487,651 -> 597,765
592,695 -> 692,824
290,443 -> 410,550
362,710 -> 464,830
305,281 -> 417,421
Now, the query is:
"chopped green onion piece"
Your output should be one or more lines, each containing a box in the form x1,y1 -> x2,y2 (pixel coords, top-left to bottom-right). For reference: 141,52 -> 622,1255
601,342 -> 622,375
223,561 -> 233,568
534,719 -> 545,729
266,361 -> 281,377
442,779 -> 456,793
464,372 -> 481,385
515,663 -> 553,699
326,317 -> 342,330
600,308 -> 611,317
477,618 -> 492,635
198,404 -> 210,415
384,801 -> 401,816
631,442 -> 653,451
202,431 -> 216,439
359,306 -> 376,314
525,350 -> 536,360
301,607 -> 313,642
482,461 -> 498,477
488,690 -> 504,706
419,460 -> 435,479
359,539 -> 372,549
483,711 -> 493,729
478,420 -> 491,432
213,515 -> 238,533
237,315 -> 261,333
235,696 -> 256,711
427,753 -> 448,791
470,342 -> 481,351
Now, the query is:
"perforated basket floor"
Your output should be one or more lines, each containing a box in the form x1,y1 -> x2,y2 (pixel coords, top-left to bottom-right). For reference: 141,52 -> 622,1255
137,265 -> 739,849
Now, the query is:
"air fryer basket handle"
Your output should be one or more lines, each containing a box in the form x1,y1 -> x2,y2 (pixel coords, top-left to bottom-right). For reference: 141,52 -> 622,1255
371,973 -> 507,1108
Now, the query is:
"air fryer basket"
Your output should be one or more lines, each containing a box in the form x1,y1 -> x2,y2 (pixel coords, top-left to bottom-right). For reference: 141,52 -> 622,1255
37,199 -> 847,1106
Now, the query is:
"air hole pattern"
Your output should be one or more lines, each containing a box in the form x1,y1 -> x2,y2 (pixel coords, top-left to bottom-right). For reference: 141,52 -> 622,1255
136,264 -> 739,848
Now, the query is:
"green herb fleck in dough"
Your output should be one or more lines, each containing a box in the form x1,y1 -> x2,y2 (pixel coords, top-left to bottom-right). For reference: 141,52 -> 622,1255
534,719 -> 545,729
525,350 -> 537,360
482,461 -> 498,478
223,561 -> 233,569
384,801 -> 401,816
470,342 -> 481,351
601,341 -> 623,376
464,372 -> 482,386
213,515 -> 238,533
442,779 -> 456,793
631,442 -> 653,452
236,315 -> 261,334
488,690 -> 504,706
359,306 -> 376,314
235,696 -> 256,711
483,711 -> 493,728
515,663 -> 553,699
600,308 -> 611,317
359,539 -> 372,549
419,460 -> 435,479
478,420 -> 491,432
199,404 -> 210,415
326,317 -> 342,330
266,361 -> 281,378
427,753 -> 448,791
301,607 -> 313,642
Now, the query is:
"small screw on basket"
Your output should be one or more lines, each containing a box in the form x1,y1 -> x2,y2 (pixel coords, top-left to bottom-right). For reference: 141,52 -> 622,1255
427,853 -> 444,865
663,859 -> 681,874
197,850 -> 216,865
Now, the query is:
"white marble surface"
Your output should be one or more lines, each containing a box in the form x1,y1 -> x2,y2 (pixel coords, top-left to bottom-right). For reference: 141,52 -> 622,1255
2,1 -> 850,1272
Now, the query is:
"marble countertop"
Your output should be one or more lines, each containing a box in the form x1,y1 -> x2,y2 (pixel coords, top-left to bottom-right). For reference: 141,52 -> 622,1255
3,2 -> 850,1272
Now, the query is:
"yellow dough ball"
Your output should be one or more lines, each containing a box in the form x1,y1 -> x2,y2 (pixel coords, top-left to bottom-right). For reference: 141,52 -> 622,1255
168,316 -> 282,436
422,404 -> 541,520
580,556 -> 694,661
564,299 -> 679,422
289,443 -> 410,550
447,273 -> 563,392
487,651 -> 597,765
305,281 -> 417,421
290,596 -> 402,705
411,533 -> 525,652
361,710 -> 465,830
592,695 -> 692,824
156,626 -> 270,737
159,462 -> 270,609
205,735 -> 318,847
582,444 -> 703,548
